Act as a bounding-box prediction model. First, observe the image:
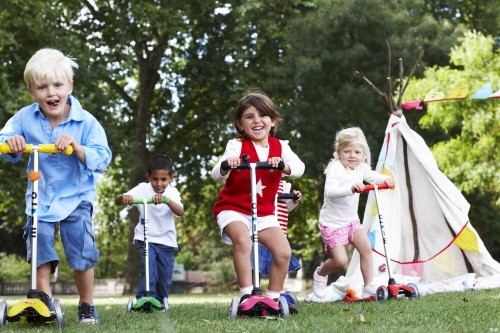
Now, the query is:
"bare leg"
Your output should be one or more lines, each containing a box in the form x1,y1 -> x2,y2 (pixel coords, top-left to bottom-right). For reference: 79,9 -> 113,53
316,246 -> 348,277
259,228 -> 291,292
74,268 -> 95,304
224,221 -> 252,288
351,229 -> 373,285
36,263 -> 53,296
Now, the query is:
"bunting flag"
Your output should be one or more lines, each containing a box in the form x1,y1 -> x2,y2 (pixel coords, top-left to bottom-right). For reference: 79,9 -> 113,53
402,99 -> 423,110
424,90 -> 445,102
446,86 -> 469,100
490,89 -> 500,98
402,82 -> 499,108
471,82 -> 492,99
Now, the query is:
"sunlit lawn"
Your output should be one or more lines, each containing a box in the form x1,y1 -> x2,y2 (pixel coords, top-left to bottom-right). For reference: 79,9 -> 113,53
0,289 -> 499,332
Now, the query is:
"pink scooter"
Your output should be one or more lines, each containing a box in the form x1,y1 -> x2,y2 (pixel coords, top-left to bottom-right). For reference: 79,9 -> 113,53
221,154 -> 291,319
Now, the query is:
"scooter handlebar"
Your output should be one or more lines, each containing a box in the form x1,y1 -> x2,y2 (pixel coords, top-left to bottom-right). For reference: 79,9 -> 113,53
130,198 -> 170,205
0,143 -> 73,155
220,154 -> 285,172
277,193 -> 299,201
356,183 -> 391,193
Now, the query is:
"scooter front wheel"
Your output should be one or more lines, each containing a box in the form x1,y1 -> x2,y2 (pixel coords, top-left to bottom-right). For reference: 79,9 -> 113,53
407,283 -> 420,299
53,299 -> 64,328
278,296 -> 290,319
283,291 -> 299,306
126,297 -> 134,312
376,285 -> 389,301
229,296 -> 239,319
0,300 -> 7,326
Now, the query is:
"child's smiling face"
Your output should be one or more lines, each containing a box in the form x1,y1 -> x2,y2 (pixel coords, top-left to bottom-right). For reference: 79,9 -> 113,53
237,106 -> 276,147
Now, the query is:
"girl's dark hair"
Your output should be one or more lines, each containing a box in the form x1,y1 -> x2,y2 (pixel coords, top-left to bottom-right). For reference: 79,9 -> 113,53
148,155 -> 174,175
232,91 -> 281,138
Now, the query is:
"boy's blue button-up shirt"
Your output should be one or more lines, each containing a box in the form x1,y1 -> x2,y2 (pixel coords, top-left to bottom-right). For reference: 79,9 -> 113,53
0,95 -> 112,221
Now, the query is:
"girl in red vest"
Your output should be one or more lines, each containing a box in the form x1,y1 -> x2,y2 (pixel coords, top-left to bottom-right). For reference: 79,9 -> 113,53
212,92 -> 304,307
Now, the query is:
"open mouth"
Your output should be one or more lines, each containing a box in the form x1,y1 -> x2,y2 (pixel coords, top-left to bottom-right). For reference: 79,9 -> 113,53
47,99 -> 60,108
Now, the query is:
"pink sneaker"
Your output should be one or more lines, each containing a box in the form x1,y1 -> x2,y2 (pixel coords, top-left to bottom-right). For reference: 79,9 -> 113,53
312,267 -> 328,298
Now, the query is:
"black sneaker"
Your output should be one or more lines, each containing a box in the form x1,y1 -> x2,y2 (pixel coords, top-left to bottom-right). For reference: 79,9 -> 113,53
78,302 -> 99,324
39,291 -> 54,312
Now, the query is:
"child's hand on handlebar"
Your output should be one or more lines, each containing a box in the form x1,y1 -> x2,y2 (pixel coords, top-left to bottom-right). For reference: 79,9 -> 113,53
152,193 -> 166,205
351,182 -> 365,193
384,178 -> 395,188
267,157 -> 282,169
122,194 -> 133,205
6,135 -> 26,153
292,190 -> 302,204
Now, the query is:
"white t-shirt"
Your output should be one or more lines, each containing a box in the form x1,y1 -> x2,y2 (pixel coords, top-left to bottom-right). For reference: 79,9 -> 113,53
126,182 -> 183,248
318,160 -> 388,228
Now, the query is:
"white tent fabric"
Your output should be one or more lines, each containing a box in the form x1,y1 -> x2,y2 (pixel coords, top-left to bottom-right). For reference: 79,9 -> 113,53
339,114 -> 500,297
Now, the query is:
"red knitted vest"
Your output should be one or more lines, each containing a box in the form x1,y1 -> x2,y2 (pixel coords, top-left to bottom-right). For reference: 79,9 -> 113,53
213,137 -> 282,218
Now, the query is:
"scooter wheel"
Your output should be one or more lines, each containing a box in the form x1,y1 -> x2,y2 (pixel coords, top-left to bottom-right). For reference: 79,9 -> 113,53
162,297 -> 169,312
0,300 -> 7,326
53,299 -> 64,328
126,297 -> 134,312
376,285 -> 389,301
229,296 -> 239,319
278,296 -> 290,319
407,283 -> 420,299
284,291 -> 299,306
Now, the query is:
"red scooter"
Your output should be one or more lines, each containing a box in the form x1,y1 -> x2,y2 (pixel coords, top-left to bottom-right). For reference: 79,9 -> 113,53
344,183 -> 419,302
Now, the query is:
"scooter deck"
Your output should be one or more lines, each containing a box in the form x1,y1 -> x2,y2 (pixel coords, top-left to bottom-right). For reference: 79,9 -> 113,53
6,298 -> 55,323
343,295 -> 376,302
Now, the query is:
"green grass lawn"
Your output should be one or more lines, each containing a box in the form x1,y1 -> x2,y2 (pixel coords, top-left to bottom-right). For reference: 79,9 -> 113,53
1,289 -> 499,332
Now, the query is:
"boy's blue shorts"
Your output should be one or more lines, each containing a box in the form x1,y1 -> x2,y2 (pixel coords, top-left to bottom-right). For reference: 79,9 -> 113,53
23,201 -> 100,273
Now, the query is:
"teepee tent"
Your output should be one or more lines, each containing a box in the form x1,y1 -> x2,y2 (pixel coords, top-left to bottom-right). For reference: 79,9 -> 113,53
330,44 -> 500,297
344,114 -> 500,291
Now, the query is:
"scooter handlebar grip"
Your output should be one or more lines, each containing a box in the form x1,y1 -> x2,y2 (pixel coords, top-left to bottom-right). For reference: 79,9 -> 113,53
0,143 -> 73,155
220,160 -> 285,171
130,198 -> 170,205
220,160 -> 230,171
356,183 -> 390,193
277,193 -> 299,200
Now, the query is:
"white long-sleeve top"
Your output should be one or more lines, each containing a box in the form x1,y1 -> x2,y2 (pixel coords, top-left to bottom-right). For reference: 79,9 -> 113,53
211,138 -> 305,182
318,160 -> 389,228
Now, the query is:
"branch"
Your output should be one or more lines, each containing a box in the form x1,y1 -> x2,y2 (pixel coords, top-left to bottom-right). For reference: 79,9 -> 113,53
400,50 -> 424,100
354,71 -> 387,100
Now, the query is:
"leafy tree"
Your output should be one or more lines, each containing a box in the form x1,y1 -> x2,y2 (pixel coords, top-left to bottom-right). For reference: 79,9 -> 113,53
423,0 -> 499,40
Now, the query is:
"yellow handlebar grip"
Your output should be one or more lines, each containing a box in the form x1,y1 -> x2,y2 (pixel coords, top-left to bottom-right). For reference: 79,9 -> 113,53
0,143 -> 73,155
